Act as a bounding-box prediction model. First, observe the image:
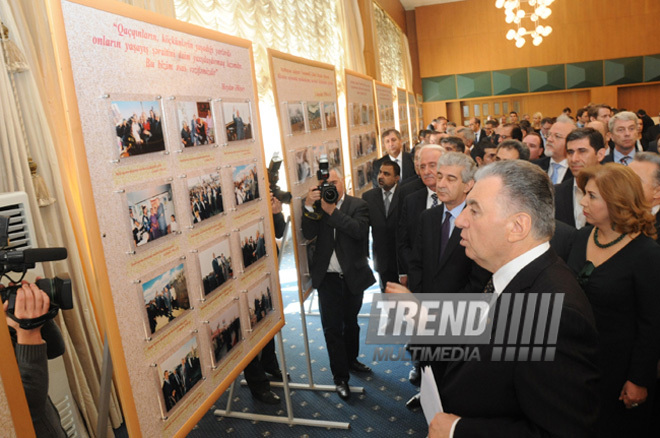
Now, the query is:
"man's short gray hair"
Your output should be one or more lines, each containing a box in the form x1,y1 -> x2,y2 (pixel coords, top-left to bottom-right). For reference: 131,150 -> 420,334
555,114 -> 576,126
457,127 -> 476,142
475,160 -> 555,240
419,144 -> 446,156
608,110 -> 639,132
633,152 -> 660,187
437,152 -> 477,183
330,166 -> 343,179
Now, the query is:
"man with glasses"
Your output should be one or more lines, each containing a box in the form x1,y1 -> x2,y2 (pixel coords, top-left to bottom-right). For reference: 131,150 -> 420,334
496,123 -> 523,144
532,115 -> 575,184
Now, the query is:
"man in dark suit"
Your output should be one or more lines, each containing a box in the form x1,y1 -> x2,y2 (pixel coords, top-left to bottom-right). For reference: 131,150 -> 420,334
555,127 -> 606,228
302,167 -> 376,400
629,152 -> 660,240
397,145 -> 444,287
425,160 -> 599,437
532,115 -> 574,184
468,117 -> 486,145
362,160 -> 401,291
601,111 -> 639,165
372,128 -> 415,188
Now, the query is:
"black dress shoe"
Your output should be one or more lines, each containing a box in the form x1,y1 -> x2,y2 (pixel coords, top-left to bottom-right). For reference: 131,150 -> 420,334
266,369 -> 290,382
349,360 -> 372,373
406,393 -> 421,410
252,390 -> 281,405
335,381 -> 350,400
409,365 -> 421,386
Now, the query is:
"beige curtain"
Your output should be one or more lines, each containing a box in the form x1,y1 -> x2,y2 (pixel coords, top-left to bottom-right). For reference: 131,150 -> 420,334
372,2 -> 411,89
1,1 -> 127,436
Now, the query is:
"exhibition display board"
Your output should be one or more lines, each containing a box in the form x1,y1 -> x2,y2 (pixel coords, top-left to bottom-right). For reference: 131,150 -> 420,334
417,94 -> 425,132
407,91 -> 418,141
47,1 -> 284,436
396,87 -> 411,151
345,70 -> 378,197
268,49 -> 342,302
375,81 -> 395,155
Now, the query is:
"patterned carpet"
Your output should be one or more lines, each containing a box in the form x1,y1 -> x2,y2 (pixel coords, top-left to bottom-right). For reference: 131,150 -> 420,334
184,238 -> 429,437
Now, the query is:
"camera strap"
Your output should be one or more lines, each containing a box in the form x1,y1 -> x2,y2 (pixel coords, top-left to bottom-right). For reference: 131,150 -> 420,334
7,305 -> 60,330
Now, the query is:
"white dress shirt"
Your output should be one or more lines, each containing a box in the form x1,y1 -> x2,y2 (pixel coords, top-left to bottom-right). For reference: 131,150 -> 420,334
573,180 -> 586,229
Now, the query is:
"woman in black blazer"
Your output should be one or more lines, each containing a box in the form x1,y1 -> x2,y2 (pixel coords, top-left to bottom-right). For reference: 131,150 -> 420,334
567,163 -> 660,437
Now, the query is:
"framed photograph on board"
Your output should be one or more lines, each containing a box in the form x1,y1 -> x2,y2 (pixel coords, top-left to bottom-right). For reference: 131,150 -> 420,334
327,140 -> 341,168
239,220 -> 266,270
156,336 -> 203,413
126,183 -> 176,249
176,101 -> 215,148
323,102 -> 337,128
140,262 -> 190,336
111,99 -> 165,158
208,301 -> 242,366
307,102 -> 322,131
231,163 -> 260,207
197,238 -> 233,296
294,148 -> 312,183
221,100 -> 253,142
187,172 -> 224,224
245,275 -> 275,329
287,102 -> 305,134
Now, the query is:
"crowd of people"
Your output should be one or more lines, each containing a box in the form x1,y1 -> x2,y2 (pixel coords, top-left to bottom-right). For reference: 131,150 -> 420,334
347,103 -> 660,436
116,109 -> 164,157
189,178 -> 223,224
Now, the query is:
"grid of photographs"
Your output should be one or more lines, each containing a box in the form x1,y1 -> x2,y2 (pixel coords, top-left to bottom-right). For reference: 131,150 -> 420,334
209,301 -> 242,365
232,163 -> 260,206
177,101 -> 215,148
187,172 -> 224,224
398,104 -> 407,122
247,276 -> 275,329
141,262 -> 190,335
379,105 -> 394,122
221,101 -> 253,142
112,100 -> 165,158
239,220 -> 266,270
351,132 -> 377,159
350,103 -> 375,127
127,183 -> 176,249
197,239 -> 233,296
157,336 -> 202,413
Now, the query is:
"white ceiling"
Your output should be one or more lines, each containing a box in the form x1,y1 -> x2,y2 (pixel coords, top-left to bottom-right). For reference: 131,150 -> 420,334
399,0 -> 465,11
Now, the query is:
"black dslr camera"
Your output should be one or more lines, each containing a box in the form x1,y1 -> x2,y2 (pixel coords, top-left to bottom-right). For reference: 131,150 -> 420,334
0,216 -> 72,329
316,154 -> 339,204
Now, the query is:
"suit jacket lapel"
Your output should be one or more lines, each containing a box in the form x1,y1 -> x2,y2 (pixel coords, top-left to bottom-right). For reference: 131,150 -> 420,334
388,186 -> 399,217
431,206 -> 443,269
438,226 -> 462,270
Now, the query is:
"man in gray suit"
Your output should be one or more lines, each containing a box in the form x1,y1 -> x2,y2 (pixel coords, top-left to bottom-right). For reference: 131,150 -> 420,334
302,167 -> 376,400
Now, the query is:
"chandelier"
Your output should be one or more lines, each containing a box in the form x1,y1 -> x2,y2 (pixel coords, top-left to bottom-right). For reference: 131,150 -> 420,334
495,0 -> 554,48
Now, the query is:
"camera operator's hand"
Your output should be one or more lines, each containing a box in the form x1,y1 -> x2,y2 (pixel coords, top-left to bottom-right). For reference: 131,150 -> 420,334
304,186 -> 321,208
320,199 -> 336,216
3,282 -> 50,345
271,194 -> 283,215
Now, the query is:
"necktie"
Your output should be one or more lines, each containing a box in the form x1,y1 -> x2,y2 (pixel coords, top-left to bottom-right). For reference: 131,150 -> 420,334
551,162 -> 561,184
483,278 -> 495,294
439,211 -> 452,258
397,158 -> 403,179
431,193 -> 438,208
620,156 -> 631,166
383,190 -> 391,217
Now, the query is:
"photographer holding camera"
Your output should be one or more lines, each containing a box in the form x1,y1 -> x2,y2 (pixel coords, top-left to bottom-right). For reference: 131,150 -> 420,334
301,159 -> 375,400
4,282 -> 67,437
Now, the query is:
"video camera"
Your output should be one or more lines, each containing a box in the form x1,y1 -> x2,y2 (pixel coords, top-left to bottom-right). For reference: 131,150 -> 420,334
0,216 -> 72,329
267,152 -> 292,204
316,154 -> 339,204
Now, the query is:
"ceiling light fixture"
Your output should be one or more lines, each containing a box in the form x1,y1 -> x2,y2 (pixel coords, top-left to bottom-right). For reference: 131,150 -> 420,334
496,0 -> 554,47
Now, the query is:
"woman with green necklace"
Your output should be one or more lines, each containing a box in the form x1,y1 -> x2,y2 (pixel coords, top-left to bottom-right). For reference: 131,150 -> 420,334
567,163 -> 660,437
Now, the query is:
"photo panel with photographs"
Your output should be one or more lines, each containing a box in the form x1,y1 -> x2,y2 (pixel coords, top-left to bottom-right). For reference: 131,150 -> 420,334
365,160 -> 373,185
127,183 -> 176,249
111,100 -> 165,158
327,140 -> 341,168
311,144 -> 327,175
141,262 -> 190,336
221,101 -> 253,142
157,336 -> 202,413
368,105 -> 375,125
287,102 -> 305,134
239,220 -> 267,270
356,164 -> 366,190
246,276 -> 275,330
294,148 -> 312,183
351,135 -> 362,159
367,131 -> 377,155
398,104 -> 406,122
188,172 -> 224,225
307,102 -> 322,131
208,301 -> 242,365
197,238 -> 233,296
176,101 -> 215,148
323,102 -> 337,128
232,163 -> 260,207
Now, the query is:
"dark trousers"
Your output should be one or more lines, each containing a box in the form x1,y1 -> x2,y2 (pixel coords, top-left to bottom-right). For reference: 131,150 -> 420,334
377,269 -> 399,292
317,273 -> 364,384
244,338 -> 279,394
